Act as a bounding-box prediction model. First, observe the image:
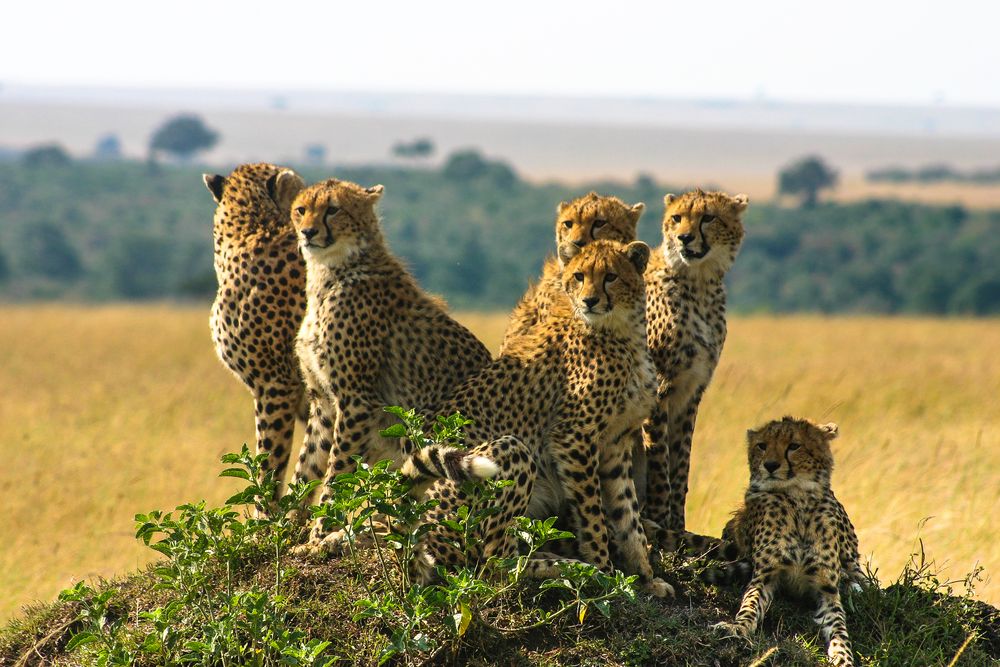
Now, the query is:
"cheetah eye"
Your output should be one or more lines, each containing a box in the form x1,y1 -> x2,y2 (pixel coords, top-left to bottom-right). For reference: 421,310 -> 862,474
787,442 -> 801,451
605,273 -> 618,283
671,214 -> 682,223
295,206 -> 306,215
326,205 -> 340,216
563,220 -> 573,229
701,214 -> 716,223
593,219 -> 608,229
756,443 -> 767,451
573,272 -> 585,282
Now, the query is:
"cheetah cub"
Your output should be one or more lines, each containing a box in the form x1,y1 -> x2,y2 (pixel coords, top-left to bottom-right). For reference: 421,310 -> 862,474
714,417 -> 868,667
641,189 -> 748,534
287,177 -> 492,552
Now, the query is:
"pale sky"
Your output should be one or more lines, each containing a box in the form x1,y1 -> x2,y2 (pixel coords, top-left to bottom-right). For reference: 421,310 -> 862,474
2,0 -> 998,107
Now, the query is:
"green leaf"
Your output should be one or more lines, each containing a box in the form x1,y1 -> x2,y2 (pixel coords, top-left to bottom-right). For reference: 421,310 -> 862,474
379,423 -> 408,439
66,631 -> 100,651
218,467 -> 252,481
457,600 -> 472,637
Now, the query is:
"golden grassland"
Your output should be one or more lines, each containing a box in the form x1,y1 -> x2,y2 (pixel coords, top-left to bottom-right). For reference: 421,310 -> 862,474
0,305 -> 997,623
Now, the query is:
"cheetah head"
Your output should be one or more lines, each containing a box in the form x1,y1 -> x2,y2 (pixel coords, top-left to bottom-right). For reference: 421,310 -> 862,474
662,189 -> 747,275
202,163 -> 305,226
555,192 -> 645,266
288,177 -> 385,266
561,240 -> 650,331
746,416 -> 838,492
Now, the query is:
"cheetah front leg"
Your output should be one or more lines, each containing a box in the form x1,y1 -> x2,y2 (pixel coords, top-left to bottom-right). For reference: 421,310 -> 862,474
251,383 -> 302,513
287,392 -> 338,523
601,431 -> 672,597
640,400 -> 672,530
302,393 -> 387,554
662,391 -> 705,533
809,565 -> 855,667
713,569 -> 776,638
549,428 -> 614,573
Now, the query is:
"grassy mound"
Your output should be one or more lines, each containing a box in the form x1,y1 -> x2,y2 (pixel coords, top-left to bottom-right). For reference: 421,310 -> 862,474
2,439 -> 996,666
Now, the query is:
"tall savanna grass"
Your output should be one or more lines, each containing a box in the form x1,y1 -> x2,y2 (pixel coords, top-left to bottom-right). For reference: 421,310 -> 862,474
0,305 -> 996,622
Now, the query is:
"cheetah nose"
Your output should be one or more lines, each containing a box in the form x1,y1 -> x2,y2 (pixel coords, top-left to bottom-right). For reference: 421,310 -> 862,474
583,296 -> 600,309
764,461 -> 780,474
678,233 -> 695,245
301,228 -> 318,241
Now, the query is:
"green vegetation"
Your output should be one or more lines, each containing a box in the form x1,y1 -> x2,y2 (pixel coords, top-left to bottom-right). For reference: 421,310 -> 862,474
1,411 -> 996,666
1,156 -> 999,313
868,164 -> 1000,185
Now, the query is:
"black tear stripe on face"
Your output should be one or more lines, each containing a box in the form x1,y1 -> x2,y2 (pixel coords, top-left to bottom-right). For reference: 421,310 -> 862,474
784,446 -> 796,479
601,278 -> 613,314
697,216 -> 711,255
321,213 -> 335,245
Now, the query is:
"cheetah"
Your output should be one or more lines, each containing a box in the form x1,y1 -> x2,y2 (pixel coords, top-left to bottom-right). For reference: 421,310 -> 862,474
413,240 -> 671,597
500,192 -> 645,352
204,164 -> 308,500
640,189 -> 748,533
287,176 -> 492,551
713,417 -> 868,667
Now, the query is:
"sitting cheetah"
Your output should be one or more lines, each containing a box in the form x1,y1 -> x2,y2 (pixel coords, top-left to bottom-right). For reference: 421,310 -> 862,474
641,189 -> 748,533
287,176 -> 492,550
713,417 -> 868,667
413,240 -> 671,597
500,192 -> 645,352
204,164 -> 308,499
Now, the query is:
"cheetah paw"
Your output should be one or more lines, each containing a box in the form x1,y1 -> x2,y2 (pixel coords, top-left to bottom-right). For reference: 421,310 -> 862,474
643,577 -> 674,598
711,621 -> 750,639
290,530 -> 347,560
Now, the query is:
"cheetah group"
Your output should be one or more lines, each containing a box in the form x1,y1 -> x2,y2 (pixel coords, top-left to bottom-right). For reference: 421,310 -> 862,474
205,163 -> 869,666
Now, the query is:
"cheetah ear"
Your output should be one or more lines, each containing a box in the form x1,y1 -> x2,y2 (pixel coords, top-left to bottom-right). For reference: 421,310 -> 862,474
731,193 -> 750,212
663,193 -> 677,207
364,184 -> 385,201
629,202 -> 645,222
266,169 -> 306,213
203,174 -> 226,203
556,200 -> 570,214
625,241 -> 650,274
818,422 -> 839,440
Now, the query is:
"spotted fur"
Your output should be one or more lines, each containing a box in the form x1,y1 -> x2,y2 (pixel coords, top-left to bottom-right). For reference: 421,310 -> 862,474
713,417 -> 869,667
204,163 -> 308,502
287,177 -> 492,553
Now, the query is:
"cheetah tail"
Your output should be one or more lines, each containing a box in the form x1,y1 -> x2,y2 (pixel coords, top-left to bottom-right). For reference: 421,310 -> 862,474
400,445 -> 499,484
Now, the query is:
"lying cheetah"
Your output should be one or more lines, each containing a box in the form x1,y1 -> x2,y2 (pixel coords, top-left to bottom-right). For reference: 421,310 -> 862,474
714,417 -> 867,667
287,177 -> 492,550
204,164 -> 308,499
641,189 -> 748,533
413,240 -> 671,597
500,192 -> 645,352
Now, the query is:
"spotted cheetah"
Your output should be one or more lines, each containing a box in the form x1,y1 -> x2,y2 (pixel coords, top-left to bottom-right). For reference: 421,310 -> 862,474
413,240 -> 671,597
287,176 -> 492,551
641,189 -> 748,533
204,164 -> 308,500
500,192 -> 645,352
713,417 -> 868,667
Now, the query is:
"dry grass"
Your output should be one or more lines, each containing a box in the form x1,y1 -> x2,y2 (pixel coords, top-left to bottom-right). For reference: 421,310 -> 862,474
0,306 -> 997,624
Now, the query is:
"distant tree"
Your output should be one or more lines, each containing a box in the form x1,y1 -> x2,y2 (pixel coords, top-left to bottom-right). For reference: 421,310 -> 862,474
149,114 -> 219,162
19,221 -> 83,280
392,137 -> 435,160
304,143 -> 327,165
778,155 -> 838,207
443,149 -> 518,188
93,134 -> 122,161
21,144 -> 72,168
